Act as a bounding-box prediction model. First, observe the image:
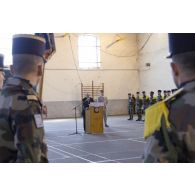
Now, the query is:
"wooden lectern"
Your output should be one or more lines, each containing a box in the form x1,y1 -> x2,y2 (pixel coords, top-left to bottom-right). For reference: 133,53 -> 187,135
85,103 -> 104,134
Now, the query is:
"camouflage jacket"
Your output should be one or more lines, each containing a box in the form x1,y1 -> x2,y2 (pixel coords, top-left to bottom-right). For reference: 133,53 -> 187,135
0,77 -> 48,163
148,96 -> 157,106
136,97 -> 142,109
144,81 -> 195,163
128,97 -> 135,107
142,95 -> 149,109
156,95 -> 163,102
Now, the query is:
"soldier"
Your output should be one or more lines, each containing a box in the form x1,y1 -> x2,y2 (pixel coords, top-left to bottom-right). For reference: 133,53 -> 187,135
171,89 -> 177,94
167,90 -> 171,97
0,54 -> 5,90
0,34 -> 48,162
132,94 -> 136,114
156,90 -> 162,102
142,91 -> 149,114
135,92 -> 142,121
163,90 -> 167,99
148,91 -> 156,106
127,93 -> 135,120
144,33 -> 195,162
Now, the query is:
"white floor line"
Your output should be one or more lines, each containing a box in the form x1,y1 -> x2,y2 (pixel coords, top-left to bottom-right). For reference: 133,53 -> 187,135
48,145 -> 93,163
47,139 -> 118,163
48,148 -> 70,158
97,156 -> 142,163
49,157 -> 71,161
64,144 -> 115,161
48,137 -> 144,146
45,128 -> 83,132
53,130 -> 137,138
128,138 -> 146,143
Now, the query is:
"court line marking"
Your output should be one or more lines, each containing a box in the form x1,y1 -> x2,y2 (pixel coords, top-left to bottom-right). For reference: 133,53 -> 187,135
47,139 -> 118,163
48,148 -> 70,158
49,157 -> 71,161
97,156 -> 142,163
52,130 -> 142,138
48,145 -> 93,163
45,127 -> 143,133
47,137 -> 145,146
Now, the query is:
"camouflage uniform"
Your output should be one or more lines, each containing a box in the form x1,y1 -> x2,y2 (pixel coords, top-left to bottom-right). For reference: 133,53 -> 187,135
156,94 -> 162,102
144,81 -> 195,162
0,77 -> 48,163
128,95 -> 135,120
136,95 -> 142,121
148,96 -> 156,106
142,95 -> 149,114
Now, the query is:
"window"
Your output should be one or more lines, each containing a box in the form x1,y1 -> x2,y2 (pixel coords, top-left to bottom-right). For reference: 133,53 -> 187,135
78,34 -> 101,69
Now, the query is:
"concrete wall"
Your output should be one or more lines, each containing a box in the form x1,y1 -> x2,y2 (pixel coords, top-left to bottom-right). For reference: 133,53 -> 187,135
137,33 -> 176,95
43,33 -> 139,118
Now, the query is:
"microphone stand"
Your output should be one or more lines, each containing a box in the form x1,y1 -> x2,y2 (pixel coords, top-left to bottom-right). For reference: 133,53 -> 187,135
69,102 -> 83,136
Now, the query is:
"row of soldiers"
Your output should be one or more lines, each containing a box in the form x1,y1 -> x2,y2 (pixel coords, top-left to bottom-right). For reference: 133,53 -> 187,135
128,89 -> 177,121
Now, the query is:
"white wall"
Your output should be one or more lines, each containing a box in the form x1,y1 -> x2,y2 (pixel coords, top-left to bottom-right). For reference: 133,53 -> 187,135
137,33 -> 176,95
42,33 -> 139,118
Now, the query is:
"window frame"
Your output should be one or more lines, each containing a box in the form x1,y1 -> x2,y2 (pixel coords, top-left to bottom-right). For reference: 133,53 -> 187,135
78,34 -> 101,70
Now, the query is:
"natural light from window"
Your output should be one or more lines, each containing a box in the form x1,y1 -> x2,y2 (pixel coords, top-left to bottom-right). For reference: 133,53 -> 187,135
78,34 -> 101,69
0,33 -> 15,66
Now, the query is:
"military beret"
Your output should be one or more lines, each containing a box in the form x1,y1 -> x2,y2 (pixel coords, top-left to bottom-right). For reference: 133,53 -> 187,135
167,33 -> 195,58
12,34 -> 46,57
0,54 -> 4,71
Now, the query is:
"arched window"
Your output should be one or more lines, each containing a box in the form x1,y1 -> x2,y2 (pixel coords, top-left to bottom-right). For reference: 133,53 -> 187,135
78,34 -> 101,69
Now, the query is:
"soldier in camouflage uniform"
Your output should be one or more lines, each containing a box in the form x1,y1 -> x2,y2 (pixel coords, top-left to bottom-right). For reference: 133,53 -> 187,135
156,90 -> 162,102
0,34 -> 48,162
142,91 -> 149,114
148,91 -> 156,107
144,33 -> 195,162
0,54 -> 5,90
163,90 -> 167,100
167,90 -> 171,97
128,93 -> 135,120
135,92 -> 142,121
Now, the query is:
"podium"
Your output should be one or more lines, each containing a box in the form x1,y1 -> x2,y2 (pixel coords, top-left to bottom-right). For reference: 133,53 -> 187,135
85,103 -> 104,134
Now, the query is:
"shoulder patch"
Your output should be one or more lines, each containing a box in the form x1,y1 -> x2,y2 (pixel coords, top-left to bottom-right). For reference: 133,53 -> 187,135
27,95 -> 38,101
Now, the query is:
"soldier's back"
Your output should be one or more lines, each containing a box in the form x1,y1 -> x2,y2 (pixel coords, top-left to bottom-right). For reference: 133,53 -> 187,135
0,77 -> 48,163
168,81 -> 195,162
144,81 -> 195,162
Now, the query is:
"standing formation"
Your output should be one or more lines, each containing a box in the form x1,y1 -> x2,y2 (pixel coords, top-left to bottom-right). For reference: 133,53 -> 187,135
127,89 -> 177,121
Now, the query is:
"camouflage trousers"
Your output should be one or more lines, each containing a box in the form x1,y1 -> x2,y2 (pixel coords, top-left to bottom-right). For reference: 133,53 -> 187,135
128,107 -> 134,119
136,108 -> 142,120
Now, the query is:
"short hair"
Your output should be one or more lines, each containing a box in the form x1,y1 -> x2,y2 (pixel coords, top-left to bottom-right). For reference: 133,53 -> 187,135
172,51 -> 195,75
13,54 -> 44,75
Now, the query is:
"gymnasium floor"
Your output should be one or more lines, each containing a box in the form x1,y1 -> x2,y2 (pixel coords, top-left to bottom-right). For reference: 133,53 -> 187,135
44,116 -> 145,163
